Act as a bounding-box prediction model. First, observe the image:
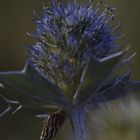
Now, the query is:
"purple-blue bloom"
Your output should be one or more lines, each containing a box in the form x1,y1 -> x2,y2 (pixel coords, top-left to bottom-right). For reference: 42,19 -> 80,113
0,0 -> 140,140
26,0 -> 122,98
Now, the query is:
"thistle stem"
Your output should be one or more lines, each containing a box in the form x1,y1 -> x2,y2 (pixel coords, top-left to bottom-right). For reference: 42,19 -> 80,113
69,107 -> 86,140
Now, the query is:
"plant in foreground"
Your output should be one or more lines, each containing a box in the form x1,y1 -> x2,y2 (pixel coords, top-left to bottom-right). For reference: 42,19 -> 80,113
0,0 -> 140,140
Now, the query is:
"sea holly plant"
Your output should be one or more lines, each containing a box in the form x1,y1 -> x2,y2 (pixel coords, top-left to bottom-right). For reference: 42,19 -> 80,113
0,0 -> 140,140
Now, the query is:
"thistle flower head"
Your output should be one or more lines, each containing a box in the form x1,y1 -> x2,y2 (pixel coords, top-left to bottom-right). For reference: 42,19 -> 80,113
26,0 -> 119,97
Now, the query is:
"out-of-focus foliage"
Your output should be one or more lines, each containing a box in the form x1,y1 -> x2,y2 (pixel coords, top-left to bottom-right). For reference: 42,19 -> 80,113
54,97 -> 140,140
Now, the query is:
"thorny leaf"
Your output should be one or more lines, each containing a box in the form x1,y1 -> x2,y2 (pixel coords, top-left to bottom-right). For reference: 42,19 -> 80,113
0,63 -> 71,116
74,51 -> 124,105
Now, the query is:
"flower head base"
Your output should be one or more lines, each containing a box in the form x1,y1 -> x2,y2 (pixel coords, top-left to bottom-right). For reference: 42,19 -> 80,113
0,1 -> 140,140
26,0 -> 120,97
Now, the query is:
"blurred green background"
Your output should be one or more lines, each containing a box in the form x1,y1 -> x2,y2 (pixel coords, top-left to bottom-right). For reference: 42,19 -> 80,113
0,0 -> 140,140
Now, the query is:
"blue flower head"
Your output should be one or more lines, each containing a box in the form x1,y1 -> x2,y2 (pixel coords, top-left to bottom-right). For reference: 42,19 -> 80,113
0,1 -> 140,140
26,0 -> 121,98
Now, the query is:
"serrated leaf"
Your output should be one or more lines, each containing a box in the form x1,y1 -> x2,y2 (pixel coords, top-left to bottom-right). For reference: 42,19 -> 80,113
0,95 -> 20,118
74,51 -> 124,105
0,63 -> 70,111
91,72 -> 140,105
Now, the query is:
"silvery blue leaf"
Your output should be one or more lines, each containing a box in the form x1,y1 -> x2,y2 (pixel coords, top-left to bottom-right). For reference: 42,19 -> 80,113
0,87 -> 59,117
0,63 -> 71,113
90,71 -> 140,105
74,51 -> 124,105
0,95 -> 20,118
